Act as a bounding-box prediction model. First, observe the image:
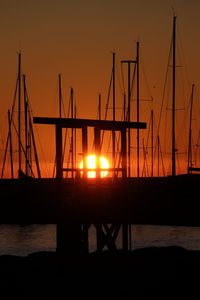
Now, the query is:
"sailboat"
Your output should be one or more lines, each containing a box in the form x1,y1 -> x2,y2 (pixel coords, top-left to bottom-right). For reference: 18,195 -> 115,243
1,53 -> 41,179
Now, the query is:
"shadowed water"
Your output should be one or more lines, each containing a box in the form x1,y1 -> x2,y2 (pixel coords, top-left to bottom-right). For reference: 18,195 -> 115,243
0,224 -> 200,256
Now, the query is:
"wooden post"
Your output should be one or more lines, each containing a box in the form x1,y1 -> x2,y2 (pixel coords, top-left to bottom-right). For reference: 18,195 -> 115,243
57,221 -> 82,257
82,224 -> 90,254
82,126 -> 88,178
96,224 -> 104,251
94,127 -> 101,178
121,128 -> 128,249
121,128 -> 127,178
122,223 -> 129,251
56,125 -> 63,179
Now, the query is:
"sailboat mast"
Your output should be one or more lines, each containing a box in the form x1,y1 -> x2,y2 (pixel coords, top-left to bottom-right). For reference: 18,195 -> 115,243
98,93 -> 101,121
121,59 -> 136,177
151,110 -> 154,177
172,16 -> 176,176
157,135 -> 160,177
112,52 -> 115,121
59,74 -> 62,118
128,62 -> 131,177
136,41 -> 140,177
29,118 -> 41,178
18,52 -> 22,176
71,88 -> 74,178
187,84 -> 195,173
8,110 -> 14,178
112,52 -> 116,173
23,75 -> 28,176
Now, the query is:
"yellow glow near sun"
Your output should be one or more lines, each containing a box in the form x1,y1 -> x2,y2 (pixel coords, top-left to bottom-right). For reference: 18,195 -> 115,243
79,155 -> 109,178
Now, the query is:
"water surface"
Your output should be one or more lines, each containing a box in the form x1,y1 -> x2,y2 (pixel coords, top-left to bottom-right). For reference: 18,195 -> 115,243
0,224 -> 200,256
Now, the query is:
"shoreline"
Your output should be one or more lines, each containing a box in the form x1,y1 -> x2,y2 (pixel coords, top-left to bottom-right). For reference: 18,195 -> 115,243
0,246 -> 200,299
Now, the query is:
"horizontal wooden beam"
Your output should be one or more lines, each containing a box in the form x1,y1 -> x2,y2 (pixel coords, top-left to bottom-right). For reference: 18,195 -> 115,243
33,117 -> 146,130
188,167 -> 200,172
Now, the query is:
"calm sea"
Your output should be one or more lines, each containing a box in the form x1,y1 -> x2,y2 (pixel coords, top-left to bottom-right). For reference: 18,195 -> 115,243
0,224 -> 200,256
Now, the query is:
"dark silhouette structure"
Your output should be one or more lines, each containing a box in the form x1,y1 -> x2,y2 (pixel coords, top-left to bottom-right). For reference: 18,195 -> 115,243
0,116 -> 199,257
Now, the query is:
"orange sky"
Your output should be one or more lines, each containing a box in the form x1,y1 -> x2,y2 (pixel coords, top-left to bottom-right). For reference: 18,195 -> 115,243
0,0 -> 200,177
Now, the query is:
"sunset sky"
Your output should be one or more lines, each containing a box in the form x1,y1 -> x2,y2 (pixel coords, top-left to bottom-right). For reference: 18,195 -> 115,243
0,0 -> 200,177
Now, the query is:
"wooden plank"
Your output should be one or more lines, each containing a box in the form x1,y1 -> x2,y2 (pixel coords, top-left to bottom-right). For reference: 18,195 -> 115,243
33,117 -> 146,130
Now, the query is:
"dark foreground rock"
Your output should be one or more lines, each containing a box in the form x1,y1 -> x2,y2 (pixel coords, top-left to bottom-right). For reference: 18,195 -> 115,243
0,246 -> 200,299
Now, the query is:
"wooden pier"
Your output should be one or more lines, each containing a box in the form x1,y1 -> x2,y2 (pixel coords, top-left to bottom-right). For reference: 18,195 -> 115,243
0,116 -> 199,256
0,175 -> 199,255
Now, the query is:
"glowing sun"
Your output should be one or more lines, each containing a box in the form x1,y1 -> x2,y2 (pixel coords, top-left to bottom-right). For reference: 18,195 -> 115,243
79,155 -> 110,178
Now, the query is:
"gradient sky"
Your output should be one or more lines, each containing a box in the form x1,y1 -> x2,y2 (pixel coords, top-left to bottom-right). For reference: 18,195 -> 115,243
0,0 -> 200,177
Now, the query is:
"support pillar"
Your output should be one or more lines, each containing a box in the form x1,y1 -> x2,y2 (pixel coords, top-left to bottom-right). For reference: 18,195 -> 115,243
94,127 -> 101,178
121,128 -> 128,249
96,224 -> 104,251
121,128 -> 127,178
82,126 -> 88,178
81,224 -> 90,254
122,224 -> 129,251
56,125 -> 63,179
57,221 -> 82,256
